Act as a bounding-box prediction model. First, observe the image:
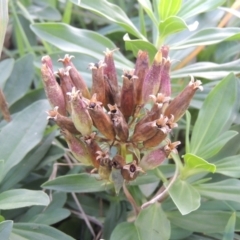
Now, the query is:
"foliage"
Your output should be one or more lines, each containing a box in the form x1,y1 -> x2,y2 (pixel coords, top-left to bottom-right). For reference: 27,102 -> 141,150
0,0 -> 240,239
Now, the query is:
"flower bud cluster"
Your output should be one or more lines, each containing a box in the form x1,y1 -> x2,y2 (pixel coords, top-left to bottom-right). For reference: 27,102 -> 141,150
42,46 -> 202,187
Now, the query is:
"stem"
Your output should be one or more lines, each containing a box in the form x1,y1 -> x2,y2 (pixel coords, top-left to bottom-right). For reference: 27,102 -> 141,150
185,111 -> 191,153
123,181 -> 140,216
155,167 -> 168,183
120,143 -> 127,158
62,0 -> 73,24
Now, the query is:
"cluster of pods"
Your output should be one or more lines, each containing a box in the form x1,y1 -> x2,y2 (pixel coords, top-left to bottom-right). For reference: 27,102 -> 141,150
41,46 -> 202,186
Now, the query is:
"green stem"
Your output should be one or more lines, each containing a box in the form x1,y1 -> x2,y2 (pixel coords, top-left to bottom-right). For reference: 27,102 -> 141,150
155,167 -> 168,183
62,0 -> 73,24
120,143 -> 127,158
10,0 -> 35,56
139,6 -> 147,37
185,111 -> 191,153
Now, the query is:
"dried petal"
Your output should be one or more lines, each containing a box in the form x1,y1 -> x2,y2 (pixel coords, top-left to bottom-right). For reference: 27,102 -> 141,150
121,160 -> 144,181
58,54 -> 90,99
41,60 -> 66,116
164,140 -> 181,157
161,45 -> 169,59
164,77 -> 203,122
111,155 -> 126,169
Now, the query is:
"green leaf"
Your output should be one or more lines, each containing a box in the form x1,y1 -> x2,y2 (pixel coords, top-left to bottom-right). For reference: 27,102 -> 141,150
0,160 -> 4,184
0,100 -> 49,177
197,131 -> 238,159
3,54 -> 34,106
0,58 -> 14,88
135,203 -> 170,240
110,222 -> 137,240
0,132 -> 55,192
190,73 -> 238,158
0,220 -> 13,240
159,16 -> 188,41
223,212 -> 236,240
110,168 -> 124,195
177,0 -> 226,19
71,0 -> 145,39
123,33 -> 157,62
195,179 -> 240,203
137,0 -> 158,26
0,189 -> 49,210
158,0 -> 182,20
215,155 -> 240,178
183,153 -> 216,175
167,179 -> 201,215
30,23 -> 133,69
12,223 -> 75,240
103,201 -> 128,240
171,28 -> 240,49
167,210 -> 233,234
0,0 -> 8,58
171,59 -> 240,80
42,173 -> 113,192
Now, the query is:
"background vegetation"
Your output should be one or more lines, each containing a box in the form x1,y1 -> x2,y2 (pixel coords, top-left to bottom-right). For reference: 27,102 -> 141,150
0,0 -> 240,239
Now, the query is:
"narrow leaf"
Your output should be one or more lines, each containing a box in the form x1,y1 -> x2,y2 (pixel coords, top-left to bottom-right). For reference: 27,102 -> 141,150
190,73 -> 238,158
3,54 -> 34,106
42,173 -> 113,192
12,223 -> 75,240
167,179 -> 201,215
223,212 -> 236,240
0,189 -> 50,210
138,0 -> 158,26
30,23 -> 133,69
215,155 -> 240,178
0,0 -> 8,58
195,179 -> 240,203
0,100 -> 49,176
171,59 -> 240,80
178,0 -> 226,19
171,28 -> 240,49
0,58 -> 14,88
0,220 -> 13,240
72,0 -> 145,39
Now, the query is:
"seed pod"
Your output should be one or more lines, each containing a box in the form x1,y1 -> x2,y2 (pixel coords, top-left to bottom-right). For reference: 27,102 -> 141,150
120,70 -> 136,122
143,115 -> 171,148
41,55 -> 54,72
140,147 -> 166,171
132,120 -> 159,142
164,140 -> 181,157
88,94 -> 115,140
58,54 -> 90,99
121,160 -> 144,181
84,132 -> 101,168
57,67 -> 75,114
41,60 -> 66,116
96,150 -> 112,180
61,129 -> 92,166
142,50 -> 163,104
103,48 -> 120,106
47,106 -> 80,135
133,51 -> 149,106
89,61 -> 106,106
159,58 -> 171,97
68,87 -> 92,136
164,77 -> 203,122
108,104 -> 129,141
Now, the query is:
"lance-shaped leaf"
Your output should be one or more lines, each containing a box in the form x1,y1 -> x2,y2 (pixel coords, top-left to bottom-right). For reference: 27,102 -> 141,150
190,73 -> 238,158
0,221 -> 13,240
0,100 -> 49,177
158,0 -> 182,20
0,0 -> 8,58
171,28 -> 240,49
0,189 -> 50,210
223,212 -> 236,240
195,179 -> 240,203
71,0 -> 145,40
